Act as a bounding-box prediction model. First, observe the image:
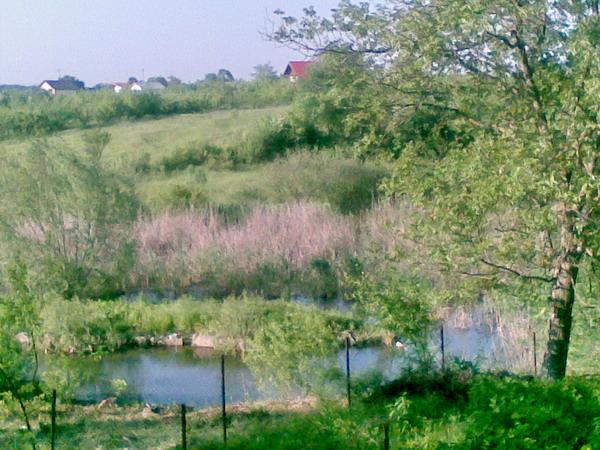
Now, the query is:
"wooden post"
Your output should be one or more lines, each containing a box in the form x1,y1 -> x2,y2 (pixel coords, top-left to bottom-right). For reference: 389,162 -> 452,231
345,336 -> 351,408
221,354 -> 227,445
181,404 -> 187,450
440,324 -> 445,371
383,420 -> 390,450
533,331 -> 538,376
51,389 -> 57,450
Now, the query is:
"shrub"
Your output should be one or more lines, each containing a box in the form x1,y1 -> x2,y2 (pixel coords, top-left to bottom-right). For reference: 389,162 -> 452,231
252,152 -> 388,214
463,377 -> 600,449
158,142 -> 223,172
37,295 -> 356,354
0,142 -> 139,298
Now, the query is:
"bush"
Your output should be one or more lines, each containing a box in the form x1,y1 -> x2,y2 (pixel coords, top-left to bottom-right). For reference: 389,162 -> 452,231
250,152 -> 388,214
463,377 -> 600,449
159,142 -> 223,172
38,295 -> 357,355
0,142 -> 139,298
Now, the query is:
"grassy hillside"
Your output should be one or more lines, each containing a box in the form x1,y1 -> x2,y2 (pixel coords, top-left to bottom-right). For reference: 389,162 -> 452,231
0,106 -> 289,163
2,105 -> 388,213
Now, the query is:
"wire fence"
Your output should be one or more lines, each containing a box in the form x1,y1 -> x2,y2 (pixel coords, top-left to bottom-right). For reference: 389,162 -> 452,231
37,323 -> 547,449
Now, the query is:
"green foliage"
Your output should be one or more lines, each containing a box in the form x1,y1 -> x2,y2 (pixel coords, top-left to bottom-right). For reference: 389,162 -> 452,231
258,152 -> 387,214
246,308 -> 346,392
170,152 -> 387,216
2,374 -> 597,449
0,79 -> 296,140
344,258 -> 435,358
37,295 -> 358,355
0,140 -> 139,298
463,377 -> 600,449
271,0 -> 600,378
158,142 -> 223,172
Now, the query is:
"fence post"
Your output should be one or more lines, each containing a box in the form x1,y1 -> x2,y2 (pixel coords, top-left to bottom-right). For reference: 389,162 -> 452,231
221,354 -> 227,445
51,389 -> 57,450
440,324 -> 445,371
533,331 -> 538,376
181,403 -> 187,450
345,336 -> 351,408
383,420 -> 390,450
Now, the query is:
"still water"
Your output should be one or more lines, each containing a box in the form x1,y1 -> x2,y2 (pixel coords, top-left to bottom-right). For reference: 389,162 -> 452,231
69,323 -> 494,407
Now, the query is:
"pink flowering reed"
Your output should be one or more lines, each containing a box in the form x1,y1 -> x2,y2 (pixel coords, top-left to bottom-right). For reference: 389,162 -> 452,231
133,201 -> 355,287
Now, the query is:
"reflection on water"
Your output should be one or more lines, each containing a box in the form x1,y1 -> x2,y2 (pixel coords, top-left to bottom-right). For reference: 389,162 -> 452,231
76,349 -> 266,407
72,346 -> 406,407
67,314 -> 505,407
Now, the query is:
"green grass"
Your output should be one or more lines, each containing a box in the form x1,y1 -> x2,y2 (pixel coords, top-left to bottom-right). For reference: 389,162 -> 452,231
0,106 -> 288,163
138,152 -> 388,213
2,375 -> 598,449
0,106 -> 388,214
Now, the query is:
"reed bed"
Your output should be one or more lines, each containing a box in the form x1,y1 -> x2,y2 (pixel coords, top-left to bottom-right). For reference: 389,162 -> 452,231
132,201 -> 355,295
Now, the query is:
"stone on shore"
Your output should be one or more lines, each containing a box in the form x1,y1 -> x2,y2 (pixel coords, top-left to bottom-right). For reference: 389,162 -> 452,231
191,333 -> 215,349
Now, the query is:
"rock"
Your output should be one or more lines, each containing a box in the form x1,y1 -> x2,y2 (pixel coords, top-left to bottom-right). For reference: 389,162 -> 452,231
15,332 -> 30,349
163,333 -> 184,347
235,339 -> 246,357
97,397 -> 117,409
144,403 -> 162,414
395,341 -> 407,351
381,332 -> 394,347
142,405 -> 159,419
191,333 -> 215,349
133,336 -> 148,347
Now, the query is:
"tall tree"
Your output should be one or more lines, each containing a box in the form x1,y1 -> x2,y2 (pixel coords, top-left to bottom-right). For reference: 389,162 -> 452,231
271,1 -> 600,378
252,62 -> 279,81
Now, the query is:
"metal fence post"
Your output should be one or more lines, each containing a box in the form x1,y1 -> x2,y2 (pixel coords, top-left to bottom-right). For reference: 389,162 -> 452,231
221,354 -> 227,445
51,389 -> 57,450
440,324 -> 445,371
383,420 -> 390,450
345,336 -> 351,408
181,403 -> 187,450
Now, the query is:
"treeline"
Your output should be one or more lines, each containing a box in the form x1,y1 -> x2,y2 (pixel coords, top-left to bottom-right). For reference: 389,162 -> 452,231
0,79 -> 295,140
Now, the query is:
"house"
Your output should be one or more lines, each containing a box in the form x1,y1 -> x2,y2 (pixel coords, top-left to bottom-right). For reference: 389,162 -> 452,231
111,82 -> 130,93
127,81 -> 165,92
283,61 -> 313,82
39,79 -> 84,95
129,82 -> 143,92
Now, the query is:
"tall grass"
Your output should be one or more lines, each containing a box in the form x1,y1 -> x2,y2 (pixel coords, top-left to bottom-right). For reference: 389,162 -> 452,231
133,202 -> 355,297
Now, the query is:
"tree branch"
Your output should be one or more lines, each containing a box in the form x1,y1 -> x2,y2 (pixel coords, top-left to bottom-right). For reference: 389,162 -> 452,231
480,258 -> 554,283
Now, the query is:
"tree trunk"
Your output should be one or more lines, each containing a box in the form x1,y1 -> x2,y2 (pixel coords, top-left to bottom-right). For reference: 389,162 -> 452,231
543,210 -> 582,379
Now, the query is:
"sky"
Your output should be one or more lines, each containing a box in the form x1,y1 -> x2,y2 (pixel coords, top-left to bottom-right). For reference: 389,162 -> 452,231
0,0 -> 339,86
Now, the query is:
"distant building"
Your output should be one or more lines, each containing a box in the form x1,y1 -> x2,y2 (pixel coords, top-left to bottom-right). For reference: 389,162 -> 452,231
126,81 -> 165,92
39,79 -> 84,96
283,61 -> 313,82
111,82 -> 130,93
129,82 -> 143,92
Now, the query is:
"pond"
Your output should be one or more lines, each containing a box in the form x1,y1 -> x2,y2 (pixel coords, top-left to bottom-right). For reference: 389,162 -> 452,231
70,346 -> 401,407
66,322 -> 498,407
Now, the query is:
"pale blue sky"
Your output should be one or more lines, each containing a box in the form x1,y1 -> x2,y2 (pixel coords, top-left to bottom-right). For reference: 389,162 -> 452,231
0,0 -> 338,86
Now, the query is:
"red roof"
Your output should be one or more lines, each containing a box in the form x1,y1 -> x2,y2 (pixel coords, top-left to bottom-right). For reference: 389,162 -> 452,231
284,61 -> 313,78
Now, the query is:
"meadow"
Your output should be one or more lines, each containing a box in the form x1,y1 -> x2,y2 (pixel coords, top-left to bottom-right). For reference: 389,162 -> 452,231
1,29 -> 600,447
